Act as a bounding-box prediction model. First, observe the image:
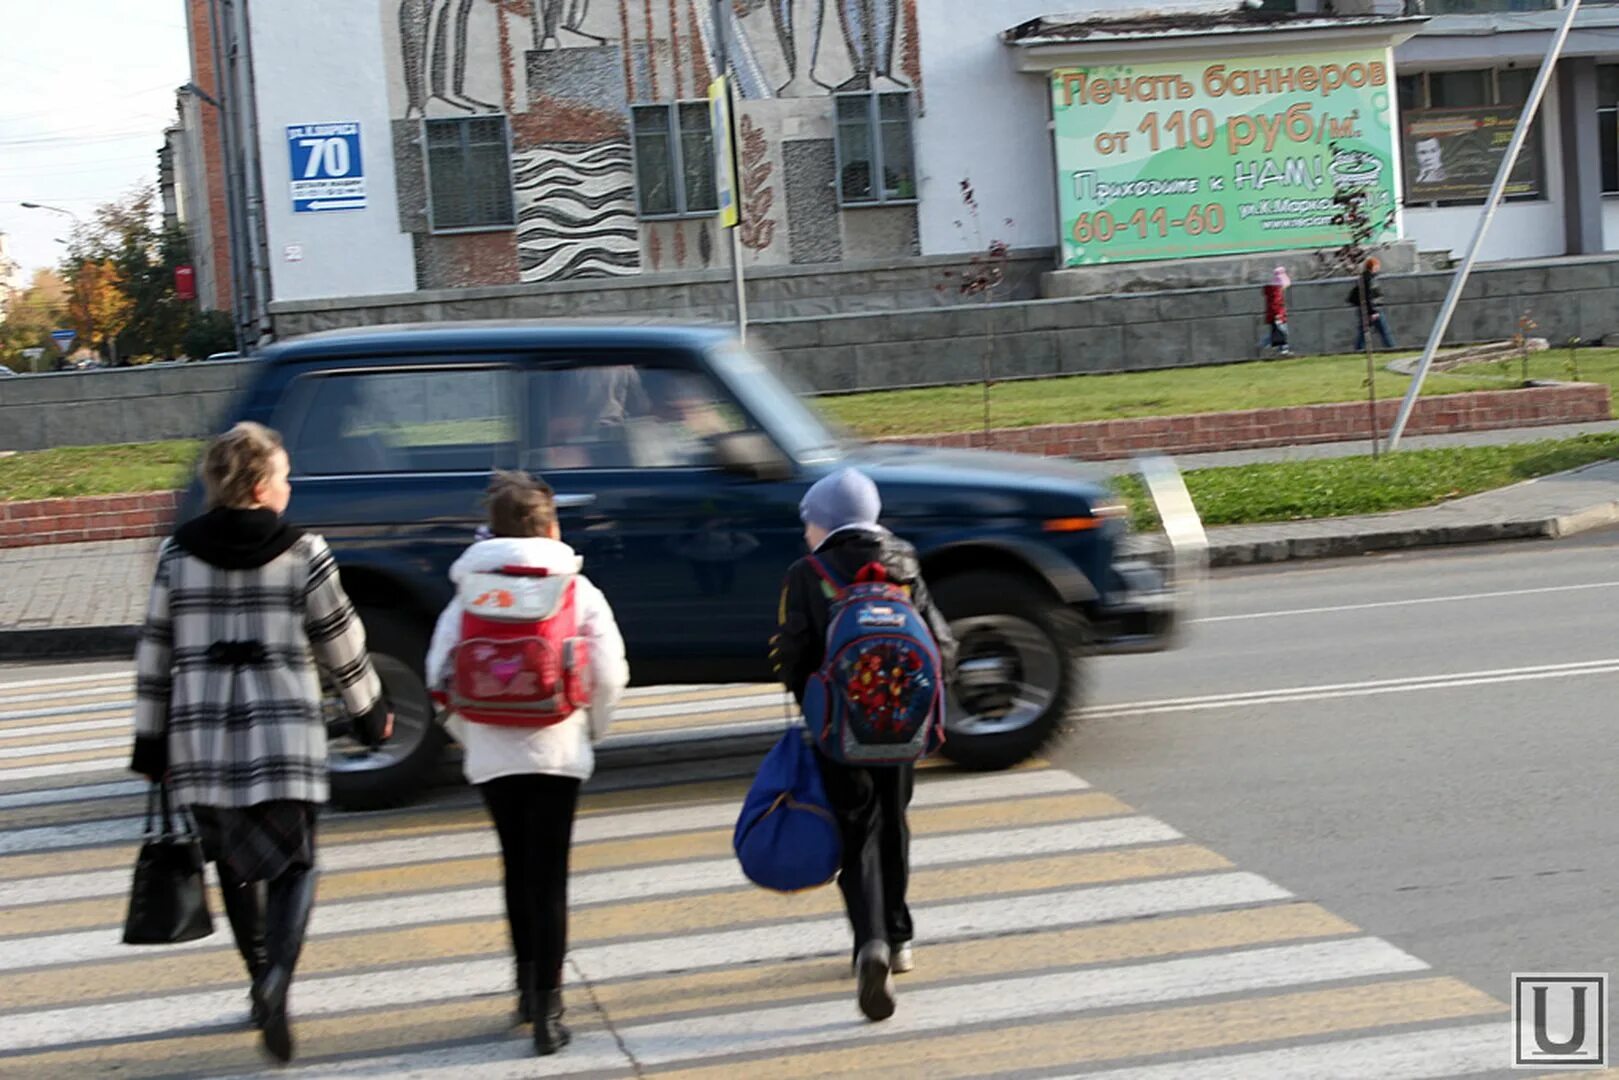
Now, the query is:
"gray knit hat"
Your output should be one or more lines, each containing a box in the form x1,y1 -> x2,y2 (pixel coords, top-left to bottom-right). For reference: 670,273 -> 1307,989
800,467 -> 881,532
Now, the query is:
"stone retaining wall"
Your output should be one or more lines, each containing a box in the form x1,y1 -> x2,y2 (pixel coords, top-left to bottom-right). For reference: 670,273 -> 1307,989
11,255 -> 1619,452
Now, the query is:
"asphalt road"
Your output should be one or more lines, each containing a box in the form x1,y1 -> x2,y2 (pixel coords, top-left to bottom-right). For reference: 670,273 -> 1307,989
9,532 -> 1619,1074
1066,529 -> 1619,1023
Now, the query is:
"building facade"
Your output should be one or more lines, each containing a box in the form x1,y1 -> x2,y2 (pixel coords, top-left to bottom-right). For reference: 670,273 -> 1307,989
225,0 -> 1262,305
1393,6 -> 1619,264
182,0 -> 1619,318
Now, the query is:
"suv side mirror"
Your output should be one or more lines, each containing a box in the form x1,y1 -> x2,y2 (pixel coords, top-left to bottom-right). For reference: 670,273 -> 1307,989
712,431 -> 793,481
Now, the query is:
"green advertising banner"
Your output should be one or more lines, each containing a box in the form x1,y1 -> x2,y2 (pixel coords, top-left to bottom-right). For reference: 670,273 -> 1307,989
1051,49 -> 1399,266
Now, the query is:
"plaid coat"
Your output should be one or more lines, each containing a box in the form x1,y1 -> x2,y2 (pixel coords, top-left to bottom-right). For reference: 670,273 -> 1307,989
133,532 -> 383,807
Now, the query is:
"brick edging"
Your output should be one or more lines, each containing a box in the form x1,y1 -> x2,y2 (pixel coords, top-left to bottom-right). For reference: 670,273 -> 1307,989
878,384 -> 1613,460
0,491 -> 179,550
0,385 -> 1609,549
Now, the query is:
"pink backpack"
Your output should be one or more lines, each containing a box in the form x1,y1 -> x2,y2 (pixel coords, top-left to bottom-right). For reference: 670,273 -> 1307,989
448,565 -> 592,727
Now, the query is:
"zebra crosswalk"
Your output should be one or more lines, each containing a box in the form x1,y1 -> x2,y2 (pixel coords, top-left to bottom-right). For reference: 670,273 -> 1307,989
0,667 -> 1519,1077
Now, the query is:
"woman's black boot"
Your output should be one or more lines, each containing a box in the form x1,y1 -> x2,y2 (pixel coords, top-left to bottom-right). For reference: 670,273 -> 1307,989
529,970 -> 570,1055
219,870 -> 269,1028
515,962 -> 535,1025
534,1016 -> 572,1056
256,865 -> 316,1063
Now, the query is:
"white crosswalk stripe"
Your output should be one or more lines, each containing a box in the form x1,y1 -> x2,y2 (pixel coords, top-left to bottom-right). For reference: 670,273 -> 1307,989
0,670 -> 1514,1076
1070,1024 -> 1509,1080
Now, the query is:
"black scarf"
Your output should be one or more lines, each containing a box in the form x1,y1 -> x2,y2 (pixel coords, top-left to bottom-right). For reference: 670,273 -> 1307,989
172,507 -> 304,570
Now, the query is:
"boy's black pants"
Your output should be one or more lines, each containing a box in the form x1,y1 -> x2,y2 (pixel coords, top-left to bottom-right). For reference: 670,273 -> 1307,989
815,753 -> 914,952
479,774 -> 582,998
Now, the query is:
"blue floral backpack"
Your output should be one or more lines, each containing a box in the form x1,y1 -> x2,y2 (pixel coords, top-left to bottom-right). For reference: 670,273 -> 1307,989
800,557 -> 946,765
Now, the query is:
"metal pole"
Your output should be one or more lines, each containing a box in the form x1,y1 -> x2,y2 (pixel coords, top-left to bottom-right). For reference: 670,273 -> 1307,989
208,0 -> 249,357
713,0 -> 746,337
238,0 -> 275,346
1386,0 -> 1581,451
727,83 -> 748,338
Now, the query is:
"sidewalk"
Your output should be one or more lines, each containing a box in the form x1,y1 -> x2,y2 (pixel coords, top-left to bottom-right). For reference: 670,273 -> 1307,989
7,423 -> 1619,649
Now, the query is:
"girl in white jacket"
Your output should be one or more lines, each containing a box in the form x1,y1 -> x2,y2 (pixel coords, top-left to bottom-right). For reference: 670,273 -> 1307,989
425,472 -> 629,1057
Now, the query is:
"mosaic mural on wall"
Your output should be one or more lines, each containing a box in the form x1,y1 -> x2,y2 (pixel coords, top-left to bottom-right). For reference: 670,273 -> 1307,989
383,0 -> 922,286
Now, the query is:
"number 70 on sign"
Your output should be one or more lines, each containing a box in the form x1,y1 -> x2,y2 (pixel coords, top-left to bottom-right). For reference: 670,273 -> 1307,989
298,137 -> 352,178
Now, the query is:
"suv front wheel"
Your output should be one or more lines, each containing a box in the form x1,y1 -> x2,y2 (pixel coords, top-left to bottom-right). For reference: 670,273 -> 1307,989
326,608 -> 447,810
933,572 -> 1086,770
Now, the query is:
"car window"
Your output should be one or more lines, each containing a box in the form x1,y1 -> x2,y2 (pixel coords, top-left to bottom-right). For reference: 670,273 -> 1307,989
526,364 -> 753,471
289,367 -> 517,476
706,343 -> 843,462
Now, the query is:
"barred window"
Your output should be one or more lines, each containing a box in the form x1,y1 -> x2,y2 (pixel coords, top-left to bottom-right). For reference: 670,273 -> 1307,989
424,116 -> 515,231
835,91 -> 916,206
631,102 -> 718,218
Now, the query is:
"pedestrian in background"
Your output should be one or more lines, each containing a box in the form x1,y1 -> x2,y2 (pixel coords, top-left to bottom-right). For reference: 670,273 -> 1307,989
1350,256 -> 1395,351
1261,266 -> 1292,356
426,471 -> 629,1057
130,421 -> 391,1063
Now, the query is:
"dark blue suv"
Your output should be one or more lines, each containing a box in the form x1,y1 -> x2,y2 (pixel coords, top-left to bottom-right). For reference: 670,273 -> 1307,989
198,323 -> 1202,807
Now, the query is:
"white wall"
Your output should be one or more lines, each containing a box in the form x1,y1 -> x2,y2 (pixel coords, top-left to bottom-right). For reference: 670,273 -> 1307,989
1603,199 -> 1619,251
249,1 -> 415,302
1399,80 -> 1569,263
914,0 -> 1083,257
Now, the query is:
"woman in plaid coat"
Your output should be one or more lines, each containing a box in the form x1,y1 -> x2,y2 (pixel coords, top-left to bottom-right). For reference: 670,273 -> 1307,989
131,422 -> 390,1063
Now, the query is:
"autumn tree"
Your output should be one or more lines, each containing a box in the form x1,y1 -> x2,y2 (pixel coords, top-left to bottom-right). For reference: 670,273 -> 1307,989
60,185 -> 193,361
0,269 -> 68,372
62,257 -> 134,362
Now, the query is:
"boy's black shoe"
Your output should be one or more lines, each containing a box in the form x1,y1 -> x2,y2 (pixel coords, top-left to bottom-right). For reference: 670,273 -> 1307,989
856,941 -> 896,1022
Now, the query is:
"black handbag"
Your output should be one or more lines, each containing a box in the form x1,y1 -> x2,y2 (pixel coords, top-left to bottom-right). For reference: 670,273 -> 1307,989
122,781 -> 215,946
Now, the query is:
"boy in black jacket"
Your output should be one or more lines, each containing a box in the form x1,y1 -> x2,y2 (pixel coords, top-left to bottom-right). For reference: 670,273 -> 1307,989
771,467 -> 956,1023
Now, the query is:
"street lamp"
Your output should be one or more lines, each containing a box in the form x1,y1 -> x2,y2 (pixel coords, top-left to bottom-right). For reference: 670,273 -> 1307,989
19,202 -> 81,224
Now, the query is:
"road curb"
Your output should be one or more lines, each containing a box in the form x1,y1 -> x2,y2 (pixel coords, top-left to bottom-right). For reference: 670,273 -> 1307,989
1206,502 -> 1619,567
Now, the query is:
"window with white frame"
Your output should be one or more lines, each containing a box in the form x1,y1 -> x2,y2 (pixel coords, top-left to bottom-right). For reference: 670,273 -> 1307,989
424,116 -> 516,231
631,102 -> 718,218
1600,66 -> 1619,194
834,91 -> 916,206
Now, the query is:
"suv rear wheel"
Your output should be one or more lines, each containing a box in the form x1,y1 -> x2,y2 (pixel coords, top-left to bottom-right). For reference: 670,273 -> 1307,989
326,608 -> 446,810
933,571 -> 1086,770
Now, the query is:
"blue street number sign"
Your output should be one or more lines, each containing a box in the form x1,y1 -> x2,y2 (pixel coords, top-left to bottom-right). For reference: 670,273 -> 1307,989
287,122 -> 366,213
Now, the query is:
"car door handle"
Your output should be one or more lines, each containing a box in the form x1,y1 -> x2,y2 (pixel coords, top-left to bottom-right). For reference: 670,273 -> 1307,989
555,493 -> 596,509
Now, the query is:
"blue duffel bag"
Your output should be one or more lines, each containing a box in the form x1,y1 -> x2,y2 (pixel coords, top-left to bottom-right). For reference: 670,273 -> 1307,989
734,726 -> 842,893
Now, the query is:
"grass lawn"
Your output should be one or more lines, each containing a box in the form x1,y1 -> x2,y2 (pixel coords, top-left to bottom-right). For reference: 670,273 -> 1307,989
1114,432 -> 1619,529
7,347 -> 1619,525
1448,347 -> 1619,400
821,348 -> 1619,438
0,440 -> 201,502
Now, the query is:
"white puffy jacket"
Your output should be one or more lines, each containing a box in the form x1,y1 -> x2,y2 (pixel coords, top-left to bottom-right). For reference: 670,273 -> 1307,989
425,537 -> 629,784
